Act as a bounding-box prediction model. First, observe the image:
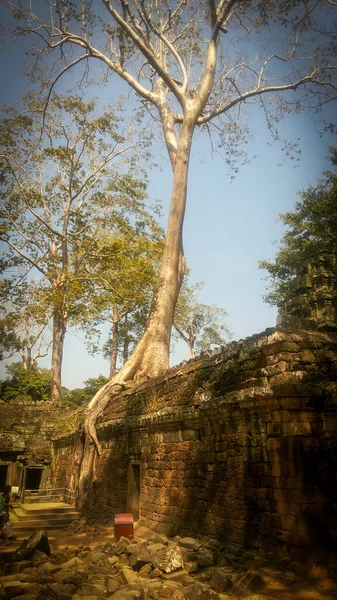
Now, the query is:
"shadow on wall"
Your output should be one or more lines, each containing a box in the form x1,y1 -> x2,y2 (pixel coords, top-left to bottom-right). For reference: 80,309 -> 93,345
139,366 -> 336,556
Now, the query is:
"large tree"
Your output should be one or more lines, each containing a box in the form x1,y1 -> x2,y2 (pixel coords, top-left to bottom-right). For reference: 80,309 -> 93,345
0,92 -> 151,405
3,0 -> 336,499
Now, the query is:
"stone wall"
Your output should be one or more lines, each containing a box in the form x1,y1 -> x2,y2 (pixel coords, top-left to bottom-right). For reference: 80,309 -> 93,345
0,400 -> 58,495
52,328 -> 337,559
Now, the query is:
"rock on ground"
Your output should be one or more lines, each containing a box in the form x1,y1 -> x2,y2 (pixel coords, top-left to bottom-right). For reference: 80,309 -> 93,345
1,530 -> 337,600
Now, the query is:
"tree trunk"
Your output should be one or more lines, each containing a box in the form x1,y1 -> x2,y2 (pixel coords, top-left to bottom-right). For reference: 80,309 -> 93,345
119,119 -> 194,378
109,320 -> 119,378
50,310 -> 66,407
77,118 -> 196,505
122,314 -> 129,365
189,342 -> 195,360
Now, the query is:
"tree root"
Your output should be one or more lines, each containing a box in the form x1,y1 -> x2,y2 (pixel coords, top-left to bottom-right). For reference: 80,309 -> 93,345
84,380 -> 125,456
77,316 -> 173,506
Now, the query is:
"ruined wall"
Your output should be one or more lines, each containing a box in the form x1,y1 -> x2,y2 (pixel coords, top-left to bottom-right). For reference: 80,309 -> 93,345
282,253 -> 337,332
52,328 -> 337,559
0,400 -> 58,494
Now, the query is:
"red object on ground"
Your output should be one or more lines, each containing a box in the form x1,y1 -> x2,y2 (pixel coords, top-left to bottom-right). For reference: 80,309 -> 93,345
114,513 -> 134,541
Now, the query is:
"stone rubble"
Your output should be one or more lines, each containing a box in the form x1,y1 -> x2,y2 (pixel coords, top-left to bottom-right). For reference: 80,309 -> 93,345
1,530 -> 337,600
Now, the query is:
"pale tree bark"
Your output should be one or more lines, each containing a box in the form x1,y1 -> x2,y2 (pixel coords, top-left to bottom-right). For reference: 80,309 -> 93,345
18,323 -> 51,371
109,320 -> 119,378
20,350 -> 32,371
122,314 -> 130,364
50,309 -> 67,407
78,116 -> 196,501
173,323 -> 196,359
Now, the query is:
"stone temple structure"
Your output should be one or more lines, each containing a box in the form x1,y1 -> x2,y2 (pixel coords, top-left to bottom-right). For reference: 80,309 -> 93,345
280,253 -> 337,333
0,254 -> 336,562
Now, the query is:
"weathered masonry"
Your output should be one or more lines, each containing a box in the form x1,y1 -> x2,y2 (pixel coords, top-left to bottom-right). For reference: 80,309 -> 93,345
1,255 -> 336,558
49,328 -> 337,560
0,402 -> 56,497
1,326 -> 336,560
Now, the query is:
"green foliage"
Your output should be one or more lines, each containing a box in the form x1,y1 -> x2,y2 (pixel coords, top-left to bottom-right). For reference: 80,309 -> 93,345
260,148 -> 337,309
173,276 -> 231,358
62,375 -> 109,407
79,208 -> 164,368
0,363 -> 51,403
0,91 -> 162,394
0,278 -> 51,367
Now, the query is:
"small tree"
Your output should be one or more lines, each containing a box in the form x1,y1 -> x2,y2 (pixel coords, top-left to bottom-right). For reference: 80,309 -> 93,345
260,148 -> 337,310
0,362 -> 51,403
79,221 -> 163,377
0,279 -> 52,370
173,280 -> 231,358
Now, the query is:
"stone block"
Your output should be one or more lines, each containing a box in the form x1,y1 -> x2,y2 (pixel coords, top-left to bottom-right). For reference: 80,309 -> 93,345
210,571 -> 233,592
121,568 -> 139,585
267,421 -> 312,436
108,590 -> 141,599
184,582 -> 221,600
3,582 -> 40,600
42,583 -> 76,600
196,549 -> 214,568
177,537 -> 201,551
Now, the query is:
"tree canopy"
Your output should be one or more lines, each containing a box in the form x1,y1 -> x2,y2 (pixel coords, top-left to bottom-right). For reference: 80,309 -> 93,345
79,221 -> 163,377
0,280 -> 51,369
0,92 -> 161,404
0,362 -> 51,403
260,147 -> 337,309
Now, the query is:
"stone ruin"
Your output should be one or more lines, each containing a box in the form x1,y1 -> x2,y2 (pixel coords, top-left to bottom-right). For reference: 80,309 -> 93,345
280,253 -> 337,332
0,253 -> 336,570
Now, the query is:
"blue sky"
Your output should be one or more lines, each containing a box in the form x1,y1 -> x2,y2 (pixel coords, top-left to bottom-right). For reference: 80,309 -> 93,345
56,107 -> 335,389
0,6 -> 336,389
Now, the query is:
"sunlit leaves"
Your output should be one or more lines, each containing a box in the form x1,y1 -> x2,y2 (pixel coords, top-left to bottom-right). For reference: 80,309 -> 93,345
0,363 -> 51,403
62,375 -> 109,406
0,91 -> 162,384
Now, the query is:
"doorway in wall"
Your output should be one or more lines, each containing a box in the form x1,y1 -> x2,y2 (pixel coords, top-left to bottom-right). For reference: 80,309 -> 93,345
0,464 -> 8,492
25,467 -> 43,491
127,463 -> 140,521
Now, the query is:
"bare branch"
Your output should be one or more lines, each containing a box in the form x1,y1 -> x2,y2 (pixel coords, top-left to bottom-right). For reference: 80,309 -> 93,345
211,0 -> 237,40
42,53 -> 90,125
197,68 -> 337,125
101,0 -> 185,106
0,237 -> 47,276
133,0 -> 189,95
